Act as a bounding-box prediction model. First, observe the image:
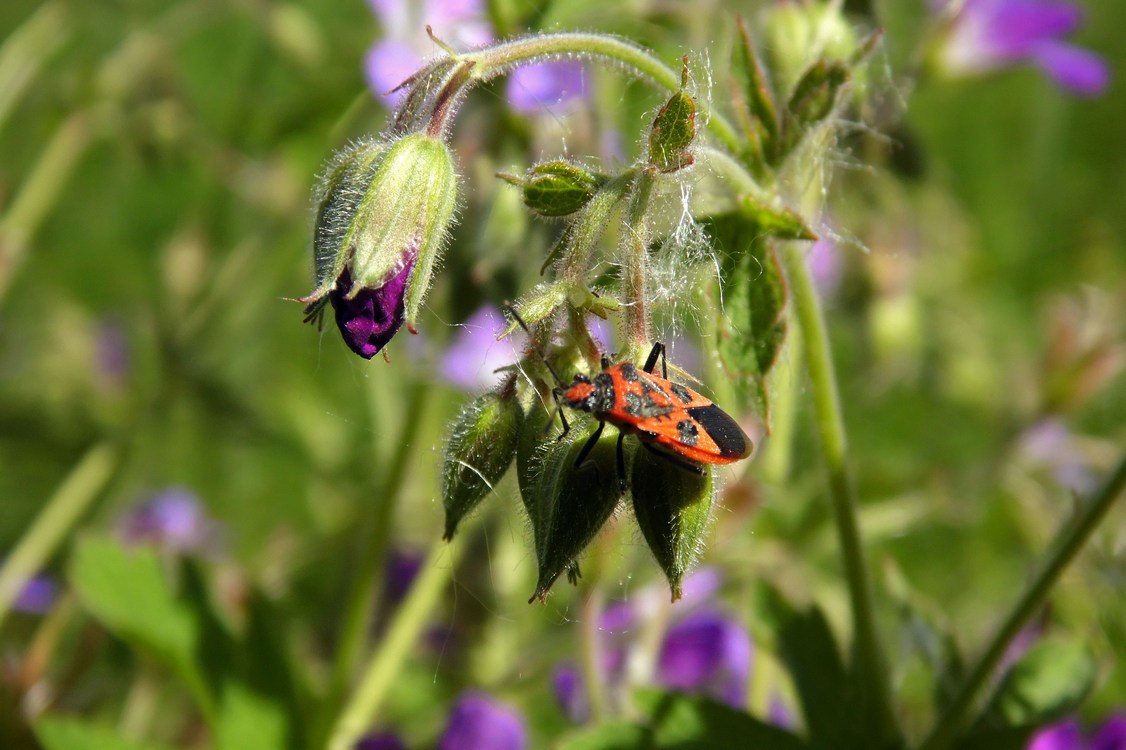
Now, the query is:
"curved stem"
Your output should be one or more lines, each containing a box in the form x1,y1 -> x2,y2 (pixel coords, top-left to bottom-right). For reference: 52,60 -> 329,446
0,442 -> 119,631
328,537 -> 468,750
918,454 -> 1126,750
778,243 -> 898,745
620,170 -> 655,355
463,32 -> 742,155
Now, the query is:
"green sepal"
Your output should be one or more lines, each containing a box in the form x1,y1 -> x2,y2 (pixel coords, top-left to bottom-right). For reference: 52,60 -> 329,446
441,392 -> 524,539
732,16 -> 780,168
648,90 -> 697,173
703,210 -> 793,428
502,282 -> 566,338
629,448 -> 714,601
779,60 -> 849,157
525,417 -> 628,601
516,160 -> 604,218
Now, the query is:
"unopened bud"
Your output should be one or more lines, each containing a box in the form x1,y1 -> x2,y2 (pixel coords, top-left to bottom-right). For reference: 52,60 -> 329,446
630,448 -> 715,601
507,161 -> 603,218
648,89 -> 697,173
442,393 -> 524,540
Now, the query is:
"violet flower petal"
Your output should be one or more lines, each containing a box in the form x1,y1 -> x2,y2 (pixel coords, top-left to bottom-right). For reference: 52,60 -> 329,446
551,663 -> 590,723
365,39 -> 422,105
656,608 -> 752,708
117,487 -> 218,554
1092,713 -> 1126,750
1028,718 -> 1085,750
13,574 -> 58,615
330,260 -> 413,360
439,306 -> 523,392
438,692 -> 526,750
1031,39 -> 1110,96
507,60 -> 586,113
355,731 -> 406,750
979,0 -> 1085,58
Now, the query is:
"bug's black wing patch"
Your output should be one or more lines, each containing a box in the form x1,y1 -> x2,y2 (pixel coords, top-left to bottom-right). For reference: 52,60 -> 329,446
686,405 -> 749,458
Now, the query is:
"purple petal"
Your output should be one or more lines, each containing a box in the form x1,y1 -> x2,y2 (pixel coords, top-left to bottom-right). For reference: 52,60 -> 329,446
438,692 -> 526,750
439,306 -> 523,392
330,259 -> 413,360
365,40 -> 422,105
117,487 -> 220,554
384,548 -> 423,604
96,318 -> 130,384
506,61 -> 586,114
979,0 -> 1085,58
768,694 -> 795,729
1092,713 -> 1126,750
551,663 -> 589,723
424,0 -> 485,24
355,731 -> 406,750
1031,39 -> 1110,96
656,608 -> 752,708
1028,718 -> 1085,750
13,574 -> 58,615
674,567 -> 723,610
807,235 -> 842,299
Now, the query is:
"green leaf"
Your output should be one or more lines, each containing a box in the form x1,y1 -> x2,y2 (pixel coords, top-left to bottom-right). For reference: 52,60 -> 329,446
69,537 -> 215,716
754,582 -> 866,749
974,640 -> 1096,730
732,16 -> 780,166
35,717 -> 177,750
635,689 -> 808,750
649,90 -> 697,172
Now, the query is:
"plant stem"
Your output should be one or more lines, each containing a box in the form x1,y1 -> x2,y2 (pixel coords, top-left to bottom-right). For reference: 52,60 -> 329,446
779,243 -> 897,744
620,170 -> 655,355
0,442 -> 118,631
918,454 -> 1126,750
580,587 -> 608,723
327,537 -> 467,750
463,32 -> 742,155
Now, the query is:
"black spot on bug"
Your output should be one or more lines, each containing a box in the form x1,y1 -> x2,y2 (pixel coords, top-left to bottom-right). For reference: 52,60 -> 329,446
670,383 -> 692,404
640,378 -> 662,395
641,392 -> 674,419
687,405 -> 749,458
618,363 -> 639,382
592,373 -> 616,414
624,392 -> 643,417
676,419 -> 699,446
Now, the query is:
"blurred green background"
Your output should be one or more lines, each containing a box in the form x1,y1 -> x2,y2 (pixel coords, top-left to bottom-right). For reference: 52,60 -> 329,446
0,0 -> 1123,746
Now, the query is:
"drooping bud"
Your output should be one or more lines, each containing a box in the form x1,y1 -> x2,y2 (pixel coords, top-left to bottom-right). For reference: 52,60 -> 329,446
299,132 -> 458,358
442,392 -> 524,540
522,417 -> 628,602
648,85 -> 697,173
502,160 -> 604,218
630,448 -> 715,601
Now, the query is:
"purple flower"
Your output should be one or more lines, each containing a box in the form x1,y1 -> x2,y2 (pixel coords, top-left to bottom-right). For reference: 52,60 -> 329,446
656,608 -> 752,708
438,692 -> 526,750
933,0 -> 1109,96
355,731 -> 406,750
507,60 -> 586,114
96,317 -> 130,386
439,306 -> 524,392
117,487 -> 222,555
1018,418 -> 1098,493
330,260 -> 413,360
806,234 -> 842,299
10,571 -> 58,615
1029,713 -> 1126,750
551,663 -> 589,723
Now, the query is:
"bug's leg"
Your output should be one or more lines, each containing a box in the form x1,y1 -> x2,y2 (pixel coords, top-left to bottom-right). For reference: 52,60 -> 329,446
642,441 -> 705,475
601,353 -> 611,370
574,421 -> 604,468
566,562 -> 581,585
616,431 -> 628,491
643,342 -> 667,378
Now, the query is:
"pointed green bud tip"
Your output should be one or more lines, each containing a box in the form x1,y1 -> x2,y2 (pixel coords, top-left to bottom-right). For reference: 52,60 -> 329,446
630,448 -> 715,601
442,393 -> 524,540
788,60 -> 850,127
525,420 -> 629,603
517,161 -> 603,218
299,133 -> 458,358
648,89 -> 697,173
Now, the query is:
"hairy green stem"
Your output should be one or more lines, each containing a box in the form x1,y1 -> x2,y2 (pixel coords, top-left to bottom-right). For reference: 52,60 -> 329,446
463,32 -> 742,155
918,454 -> 1126,750
779,243 -> 898,744
621,170 -> 655,355
328,538 -> 468,750
0,443 -> 118,631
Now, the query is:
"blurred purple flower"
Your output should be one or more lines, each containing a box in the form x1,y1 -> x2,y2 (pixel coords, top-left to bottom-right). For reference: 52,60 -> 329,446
1018,418 -> 1098,493
383,547 -> 423,604
1028,712 -> 1126,750
551,663 -> 589,723
355,731 -> 406,750
656,608 -> 752,708
117,487 -> 222,555
365,0 -> 586,113
440,305 -> 524,392
507,60 -> 586,114
933,0 -> 1109,96
11,572 -> 58,615
96,317 -> 130,386
438,692 -> 526,750
807,234 -> 842,299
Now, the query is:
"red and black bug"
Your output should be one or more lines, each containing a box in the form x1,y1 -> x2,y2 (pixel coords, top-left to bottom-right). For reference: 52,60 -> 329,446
506,307 -> 753,487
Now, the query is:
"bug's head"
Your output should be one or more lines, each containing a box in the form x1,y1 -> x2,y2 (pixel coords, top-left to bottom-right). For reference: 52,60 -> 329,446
559,374 -> 595,411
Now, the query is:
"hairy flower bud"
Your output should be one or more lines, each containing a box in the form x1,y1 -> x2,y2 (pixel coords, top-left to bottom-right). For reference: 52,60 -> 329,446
648,89 -> 697,173
522,417 -> 628,602
630,448 -> 715,601
300,132 -> 458,358
442,392 -> 524,540
505,160 -> 603,218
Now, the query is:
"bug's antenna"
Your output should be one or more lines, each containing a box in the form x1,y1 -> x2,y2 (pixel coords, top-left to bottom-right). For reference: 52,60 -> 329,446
502,303 -> 567,389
